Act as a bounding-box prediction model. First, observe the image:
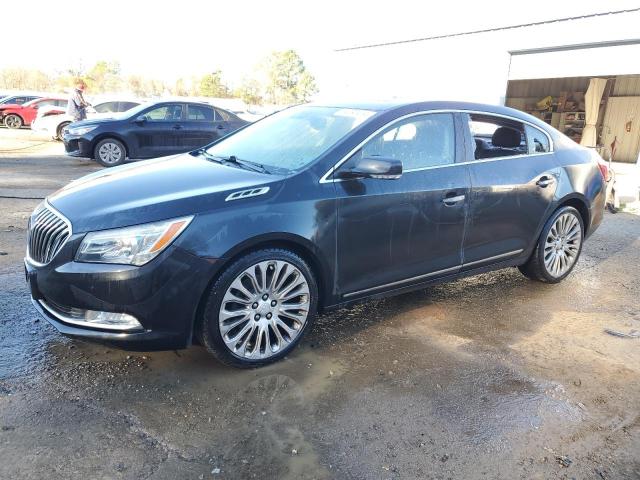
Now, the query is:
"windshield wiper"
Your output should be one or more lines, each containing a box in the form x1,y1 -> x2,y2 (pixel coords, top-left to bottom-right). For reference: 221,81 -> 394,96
192,149 -> 270,174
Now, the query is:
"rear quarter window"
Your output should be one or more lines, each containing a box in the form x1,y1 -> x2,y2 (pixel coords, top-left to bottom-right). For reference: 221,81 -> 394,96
525,125 -> 551,154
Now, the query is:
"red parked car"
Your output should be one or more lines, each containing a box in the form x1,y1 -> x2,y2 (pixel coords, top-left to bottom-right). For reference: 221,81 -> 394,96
1,97 -> 67,129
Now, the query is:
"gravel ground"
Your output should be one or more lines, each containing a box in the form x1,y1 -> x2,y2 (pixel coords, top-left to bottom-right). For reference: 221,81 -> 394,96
1,131 -> 639,479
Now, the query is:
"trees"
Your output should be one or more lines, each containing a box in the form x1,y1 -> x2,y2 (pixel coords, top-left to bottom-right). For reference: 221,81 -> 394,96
263,50 -> 317,105
199,71 -> 231,98
0,50 -> 319,105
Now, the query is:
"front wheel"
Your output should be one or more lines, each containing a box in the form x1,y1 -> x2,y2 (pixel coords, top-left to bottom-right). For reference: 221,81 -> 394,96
198,249 -> 318,368
519,206 -> 584,283
94,138 -> 126,167
4,114 -> 23,129
56,121 -> 71,141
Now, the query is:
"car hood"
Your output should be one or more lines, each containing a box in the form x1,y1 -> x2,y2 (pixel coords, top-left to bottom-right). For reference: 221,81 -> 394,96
68,117 -> 119,128
0,103 -> 21,111
48,153 -> 278,233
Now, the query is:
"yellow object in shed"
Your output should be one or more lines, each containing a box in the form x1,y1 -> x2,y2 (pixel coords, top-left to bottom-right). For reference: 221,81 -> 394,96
536,96 -> 553,110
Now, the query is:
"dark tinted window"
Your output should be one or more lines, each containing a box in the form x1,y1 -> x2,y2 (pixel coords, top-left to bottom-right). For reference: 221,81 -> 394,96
143,104 -> 183,121
359,113 -> 455,170
187,104 -> 214,121
468,114 -> 527,160
118,102 -> 139,112
214,108 -> 240,122
13,97 -> 29,104
525,125 -> 550,153
94,102 -> 119,113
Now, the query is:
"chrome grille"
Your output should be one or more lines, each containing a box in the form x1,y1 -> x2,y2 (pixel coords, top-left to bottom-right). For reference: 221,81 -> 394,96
27,203 -> 71,265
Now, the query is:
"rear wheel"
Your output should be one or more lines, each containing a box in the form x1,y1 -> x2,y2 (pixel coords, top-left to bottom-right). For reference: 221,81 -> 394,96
94,138 -> 126,167
4,114 -> 23,129
56,121 -> 71,141
519,206 -> 584,283
198,249 -> 318,368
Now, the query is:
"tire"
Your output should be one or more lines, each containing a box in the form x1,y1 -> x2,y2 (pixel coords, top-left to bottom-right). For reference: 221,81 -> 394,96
56,121 -> 71,141
518,206 -> 584,283
94,138 -> 126,167
198,248 -> 318,368
4,114 -> 23,129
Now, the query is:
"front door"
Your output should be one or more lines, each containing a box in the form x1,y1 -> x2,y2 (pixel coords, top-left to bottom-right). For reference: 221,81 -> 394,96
132,103 -> 185,158
334,112 -> 470,298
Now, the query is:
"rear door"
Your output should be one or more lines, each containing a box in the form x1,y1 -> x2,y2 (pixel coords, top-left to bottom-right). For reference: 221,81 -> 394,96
461,113 -> 558,269
182,104 -> 219,149
131,103 -> 185,158
334,112 -> 471,298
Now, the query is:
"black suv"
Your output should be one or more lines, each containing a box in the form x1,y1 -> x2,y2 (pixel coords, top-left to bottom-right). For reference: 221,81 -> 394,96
27,101 -> 605,367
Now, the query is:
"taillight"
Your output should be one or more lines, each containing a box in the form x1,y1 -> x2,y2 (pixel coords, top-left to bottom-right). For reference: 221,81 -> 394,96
597,161 -> 609,182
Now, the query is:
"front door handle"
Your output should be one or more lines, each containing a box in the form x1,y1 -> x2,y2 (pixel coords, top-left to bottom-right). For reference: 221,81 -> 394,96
536,176 -> 555,188
173,124 -> 183,130
216,124 -> 227,130
442,194 -> 466,206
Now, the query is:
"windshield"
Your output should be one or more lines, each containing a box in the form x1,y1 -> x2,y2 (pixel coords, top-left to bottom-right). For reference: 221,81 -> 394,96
205,105 -> 376,172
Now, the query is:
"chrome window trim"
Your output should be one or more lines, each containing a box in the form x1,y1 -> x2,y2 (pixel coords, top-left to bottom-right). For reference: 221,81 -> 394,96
26,200 -> 73,267
342,248 -> 525,298
320,109 -> 554,184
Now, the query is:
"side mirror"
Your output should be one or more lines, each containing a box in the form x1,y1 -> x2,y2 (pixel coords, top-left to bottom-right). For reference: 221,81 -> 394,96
337,156 -> 402,180
134,115 -> 147,124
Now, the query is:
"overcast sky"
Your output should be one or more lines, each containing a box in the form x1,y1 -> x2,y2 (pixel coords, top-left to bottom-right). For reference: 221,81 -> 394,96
3,0 -> 639,88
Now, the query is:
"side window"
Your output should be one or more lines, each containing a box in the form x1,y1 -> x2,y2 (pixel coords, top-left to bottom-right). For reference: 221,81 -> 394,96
37,100 -> 55,107
55,100 -> 66,107
187,104 -> 214,121
525,125 -> 550,153
359,113 -> 455,170
14,97 -> 28,104
143,104 -> 183,121
215,108 -> 241,122
119,102 -> 139,112
94,102 -> 118,113
468,115 -> 527,160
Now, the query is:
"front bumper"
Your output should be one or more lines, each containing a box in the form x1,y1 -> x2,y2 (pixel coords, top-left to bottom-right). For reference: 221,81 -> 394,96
25,235 -> 219,350
63,134 -> 94,158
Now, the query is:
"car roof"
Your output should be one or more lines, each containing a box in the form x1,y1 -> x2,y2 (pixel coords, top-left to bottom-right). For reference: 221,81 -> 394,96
308,100 -> 551,131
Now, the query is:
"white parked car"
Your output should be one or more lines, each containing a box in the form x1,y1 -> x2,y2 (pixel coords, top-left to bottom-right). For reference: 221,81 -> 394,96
32,99 -> 141,140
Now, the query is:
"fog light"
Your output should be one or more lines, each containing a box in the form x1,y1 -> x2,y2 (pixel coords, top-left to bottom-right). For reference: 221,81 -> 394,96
83,310 -> 142,330
39,299 -> 143,331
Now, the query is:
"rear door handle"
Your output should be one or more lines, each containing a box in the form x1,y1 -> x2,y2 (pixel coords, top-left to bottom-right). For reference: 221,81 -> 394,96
173,124 -> 183,130
216,124 -> 226,130
442,194 -> 466,206
536,176 -> 554,188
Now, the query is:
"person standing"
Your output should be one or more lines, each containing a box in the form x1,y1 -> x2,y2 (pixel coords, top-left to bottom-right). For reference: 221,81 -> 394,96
67,80 -> 90,122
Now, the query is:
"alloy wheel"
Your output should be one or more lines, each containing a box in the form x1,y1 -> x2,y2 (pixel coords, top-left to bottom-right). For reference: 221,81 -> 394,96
218,260 -> 311,359
543,212 -> 582,278
5,115 -> 21,129
98,142 -> 123,164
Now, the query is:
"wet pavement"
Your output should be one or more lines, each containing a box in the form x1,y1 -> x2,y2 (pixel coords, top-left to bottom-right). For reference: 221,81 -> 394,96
1,142 -> 639,479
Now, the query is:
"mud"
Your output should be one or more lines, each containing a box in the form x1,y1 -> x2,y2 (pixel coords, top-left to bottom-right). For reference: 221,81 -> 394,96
1,149 -> 639,479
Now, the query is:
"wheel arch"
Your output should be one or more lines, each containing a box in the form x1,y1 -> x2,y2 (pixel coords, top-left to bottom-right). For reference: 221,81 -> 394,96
191,233 -> 332,344
556,193 -> 590,233
90,134 -> 130,159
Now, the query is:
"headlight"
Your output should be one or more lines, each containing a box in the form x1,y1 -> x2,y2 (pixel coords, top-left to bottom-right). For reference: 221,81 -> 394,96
67,125 -> 97,135
75,216 -> 193,266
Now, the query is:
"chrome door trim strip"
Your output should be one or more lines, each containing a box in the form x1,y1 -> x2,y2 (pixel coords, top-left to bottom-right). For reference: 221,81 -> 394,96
320,109 -> 554,184
341,248 -> 525,299
462,249 -> 524,267
342,265 -> 460,298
